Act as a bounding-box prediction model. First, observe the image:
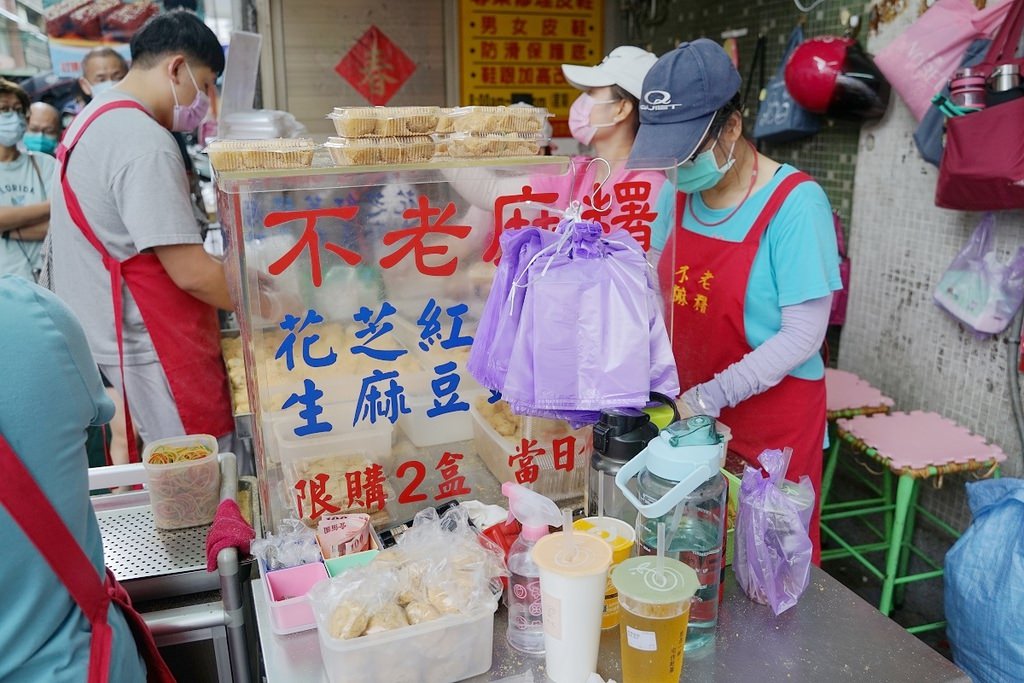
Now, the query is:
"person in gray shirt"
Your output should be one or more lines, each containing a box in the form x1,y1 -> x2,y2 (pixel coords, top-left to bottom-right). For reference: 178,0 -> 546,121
50,11 -> 235,457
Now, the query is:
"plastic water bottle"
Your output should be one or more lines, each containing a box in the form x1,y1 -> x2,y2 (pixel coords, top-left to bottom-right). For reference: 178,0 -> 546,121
503,482 -> 563,654
615,416 -> 727,652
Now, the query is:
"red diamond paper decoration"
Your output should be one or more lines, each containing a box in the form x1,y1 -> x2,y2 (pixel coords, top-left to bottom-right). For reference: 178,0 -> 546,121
335,25 -> 416,106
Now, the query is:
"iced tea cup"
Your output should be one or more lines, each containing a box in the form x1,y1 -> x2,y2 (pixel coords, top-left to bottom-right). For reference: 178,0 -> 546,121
532,531 -> 613,683
573,517 -> 635,629
611,556 -> 700,683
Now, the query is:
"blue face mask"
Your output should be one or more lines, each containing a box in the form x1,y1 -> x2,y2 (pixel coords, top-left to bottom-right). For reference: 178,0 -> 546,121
0,111 -> 26,149
674,138 -> 736,194
24,132 -> 58,155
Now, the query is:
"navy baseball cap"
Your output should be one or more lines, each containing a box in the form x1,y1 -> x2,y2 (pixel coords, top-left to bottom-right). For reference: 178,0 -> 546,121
627,39 -> 742,169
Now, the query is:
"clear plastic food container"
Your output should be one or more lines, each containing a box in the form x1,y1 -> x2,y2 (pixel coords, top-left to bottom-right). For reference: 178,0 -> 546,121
443,105 -> 549,134
328,106 -> 441,137
143,434 -> 221,530
398,390 -> 485,448
436,132 -> 544,159
469,402 -> 589,501
207,138 -> 315,172
314,604 -> 496,683
324,136 -> 436,166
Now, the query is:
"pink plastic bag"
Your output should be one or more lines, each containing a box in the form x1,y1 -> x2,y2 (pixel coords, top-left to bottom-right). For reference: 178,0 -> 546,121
733,448 -> 815,615
874,0 -> 1013,121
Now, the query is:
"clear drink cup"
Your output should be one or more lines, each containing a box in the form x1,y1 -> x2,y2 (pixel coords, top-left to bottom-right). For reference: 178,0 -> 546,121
611,556 -> 700,683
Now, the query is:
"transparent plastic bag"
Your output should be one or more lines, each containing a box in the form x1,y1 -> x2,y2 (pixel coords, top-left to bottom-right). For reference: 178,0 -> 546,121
733,448 -> 814,615
934,213 -> 1024,338
310,504 -> 508,641
251,518 -> 322,571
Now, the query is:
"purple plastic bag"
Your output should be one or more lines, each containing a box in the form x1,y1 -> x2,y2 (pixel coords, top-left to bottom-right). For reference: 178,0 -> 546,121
468,226 -> 562,391
733,448 -> 814,615
933,213 -> 1024,339
502,221 -> 669,416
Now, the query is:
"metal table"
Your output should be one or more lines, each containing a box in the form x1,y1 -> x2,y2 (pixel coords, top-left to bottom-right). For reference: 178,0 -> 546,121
90,453 -> 252,683
253,564 -> 969,682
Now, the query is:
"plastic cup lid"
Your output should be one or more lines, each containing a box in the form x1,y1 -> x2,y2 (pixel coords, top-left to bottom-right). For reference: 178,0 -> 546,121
611,556 -> 700,605
573,517 -> 635,553
532,530 -> 612,577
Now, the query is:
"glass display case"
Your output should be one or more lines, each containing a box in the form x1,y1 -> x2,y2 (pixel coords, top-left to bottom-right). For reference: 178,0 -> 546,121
216,156 -> 673,532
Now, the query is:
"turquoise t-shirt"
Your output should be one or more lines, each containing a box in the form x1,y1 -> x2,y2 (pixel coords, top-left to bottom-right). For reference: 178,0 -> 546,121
651,165 -> 842,380
0,276 -> 147,682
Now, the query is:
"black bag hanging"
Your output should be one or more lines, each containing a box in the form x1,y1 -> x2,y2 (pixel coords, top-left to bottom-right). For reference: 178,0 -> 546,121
753,25 -> 822,144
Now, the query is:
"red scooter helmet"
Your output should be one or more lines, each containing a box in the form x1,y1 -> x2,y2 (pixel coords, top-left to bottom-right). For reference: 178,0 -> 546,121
784,36 -> 890,120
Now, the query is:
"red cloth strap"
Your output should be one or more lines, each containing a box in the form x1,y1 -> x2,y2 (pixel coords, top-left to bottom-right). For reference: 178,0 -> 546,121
0,434 -> 175,682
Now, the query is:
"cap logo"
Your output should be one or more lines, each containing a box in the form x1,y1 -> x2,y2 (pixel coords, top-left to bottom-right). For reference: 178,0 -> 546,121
641,90 -> 682,111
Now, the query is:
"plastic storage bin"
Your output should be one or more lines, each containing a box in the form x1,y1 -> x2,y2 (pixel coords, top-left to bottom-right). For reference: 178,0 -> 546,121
273,401 -> 394,465
470,405 -> 589,501
262,560 -> 329,635
315,605 -> 496,683
398,391 -> 484,448
143,435 -> 221,530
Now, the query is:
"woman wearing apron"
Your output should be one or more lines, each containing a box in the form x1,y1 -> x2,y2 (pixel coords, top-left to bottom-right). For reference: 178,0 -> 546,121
631,40 -> 842,562
0,276 -> 172,681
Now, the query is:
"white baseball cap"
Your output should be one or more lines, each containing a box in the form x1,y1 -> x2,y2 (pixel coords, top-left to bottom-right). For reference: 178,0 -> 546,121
561,46 -> 659,100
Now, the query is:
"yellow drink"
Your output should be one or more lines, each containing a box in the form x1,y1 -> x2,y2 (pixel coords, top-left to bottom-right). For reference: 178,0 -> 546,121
573,517 -> 635,629
618,594 -> 690,683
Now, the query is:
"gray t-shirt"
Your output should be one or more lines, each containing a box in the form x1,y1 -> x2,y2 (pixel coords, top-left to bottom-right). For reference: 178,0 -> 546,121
0,151 -> 56,280
51,93 -> 204,366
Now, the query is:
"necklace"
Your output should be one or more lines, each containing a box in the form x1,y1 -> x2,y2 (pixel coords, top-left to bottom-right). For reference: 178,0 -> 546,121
688,140 -> 759,228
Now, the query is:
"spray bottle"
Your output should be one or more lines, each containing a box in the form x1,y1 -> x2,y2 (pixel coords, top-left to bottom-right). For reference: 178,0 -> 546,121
502,481 -> 563,654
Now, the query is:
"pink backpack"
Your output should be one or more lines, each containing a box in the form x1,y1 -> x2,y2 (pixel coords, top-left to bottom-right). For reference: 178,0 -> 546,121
830,211 -> 850,327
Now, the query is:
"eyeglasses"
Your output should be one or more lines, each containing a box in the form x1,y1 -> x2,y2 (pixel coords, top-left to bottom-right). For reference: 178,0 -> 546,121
0,105 -> 24,116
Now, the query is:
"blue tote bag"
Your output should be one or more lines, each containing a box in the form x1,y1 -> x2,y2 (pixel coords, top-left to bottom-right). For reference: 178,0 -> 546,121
753,26 -> 822,144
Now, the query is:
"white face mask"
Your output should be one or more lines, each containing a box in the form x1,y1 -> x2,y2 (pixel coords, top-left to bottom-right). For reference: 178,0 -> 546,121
88,79 -> 120,99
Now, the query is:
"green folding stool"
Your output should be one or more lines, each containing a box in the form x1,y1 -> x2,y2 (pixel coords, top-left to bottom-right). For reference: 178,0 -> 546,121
821,410 -> 1005,634
822,369 -> 895,509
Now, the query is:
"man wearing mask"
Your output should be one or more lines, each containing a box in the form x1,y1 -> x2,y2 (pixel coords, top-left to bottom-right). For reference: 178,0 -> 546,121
79,47 -> 128,102
50,11 -> 235,460
25,102 -> 62,156
0,80 -> 56,281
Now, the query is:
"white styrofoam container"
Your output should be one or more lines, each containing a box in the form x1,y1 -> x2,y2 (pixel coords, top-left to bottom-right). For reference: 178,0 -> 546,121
315,605 -> 496,683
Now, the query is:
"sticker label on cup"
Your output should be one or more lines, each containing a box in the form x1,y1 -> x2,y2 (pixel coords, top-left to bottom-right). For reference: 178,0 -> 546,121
542,591 -> 561,639
626,626 -> 657,652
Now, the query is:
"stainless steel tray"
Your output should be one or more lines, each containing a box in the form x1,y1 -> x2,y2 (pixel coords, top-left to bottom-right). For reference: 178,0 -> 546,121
89,453 -> 241,603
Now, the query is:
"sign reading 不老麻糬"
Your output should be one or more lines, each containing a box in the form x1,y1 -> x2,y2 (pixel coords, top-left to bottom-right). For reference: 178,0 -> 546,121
458,0 -> 604,137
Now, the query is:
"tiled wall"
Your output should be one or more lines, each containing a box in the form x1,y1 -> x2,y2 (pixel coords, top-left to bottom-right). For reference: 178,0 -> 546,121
843,5 -> 1023,529
626,0 -> 862,230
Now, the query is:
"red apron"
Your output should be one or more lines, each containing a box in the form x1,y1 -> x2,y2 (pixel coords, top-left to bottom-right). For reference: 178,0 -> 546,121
0,435 -> 175,682
57,101 -> 234,462
657,172 -> 826,563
